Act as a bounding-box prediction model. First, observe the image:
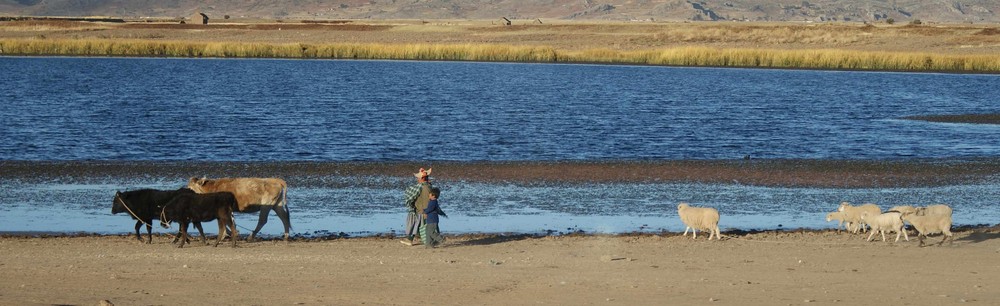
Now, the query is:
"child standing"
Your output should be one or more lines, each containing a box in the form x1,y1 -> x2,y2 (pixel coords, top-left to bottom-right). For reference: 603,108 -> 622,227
422,187 -> 446,248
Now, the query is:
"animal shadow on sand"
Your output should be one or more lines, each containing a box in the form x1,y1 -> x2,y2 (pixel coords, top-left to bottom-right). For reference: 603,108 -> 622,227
452,234 -> 535,247
955,225 -> 1000,244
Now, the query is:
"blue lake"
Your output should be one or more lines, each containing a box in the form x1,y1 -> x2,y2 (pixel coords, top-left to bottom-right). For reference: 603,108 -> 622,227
0,57 -> 998,236
1,57 -> 999,161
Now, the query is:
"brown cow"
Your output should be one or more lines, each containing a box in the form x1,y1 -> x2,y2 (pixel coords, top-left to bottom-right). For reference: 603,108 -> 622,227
188,177 -> 291,241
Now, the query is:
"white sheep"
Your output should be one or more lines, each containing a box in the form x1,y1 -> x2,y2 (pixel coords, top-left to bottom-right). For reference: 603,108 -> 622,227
860,211 -> 909,242
677,202 -> 721,240
825,211 -> 857,233
901,212 -> 954,246
915,204 -> 953,217
838,202 -> 882,233
887,205 -> 919,235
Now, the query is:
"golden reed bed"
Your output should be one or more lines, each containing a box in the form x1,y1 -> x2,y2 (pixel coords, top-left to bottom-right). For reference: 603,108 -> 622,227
2,38 -> 999,72
2,20 -> 1000,72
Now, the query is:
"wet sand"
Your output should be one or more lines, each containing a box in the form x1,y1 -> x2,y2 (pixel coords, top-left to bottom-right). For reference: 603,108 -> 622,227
2,158 -> 998,188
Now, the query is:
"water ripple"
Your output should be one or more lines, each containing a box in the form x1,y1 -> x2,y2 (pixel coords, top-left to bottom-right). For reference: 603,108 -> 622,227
1,58 -> 998,161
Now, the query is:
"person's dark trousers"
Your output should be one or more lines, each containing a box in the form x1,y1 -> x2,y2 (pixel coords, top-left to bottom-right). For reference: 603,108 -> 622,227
425,223 -> 445,248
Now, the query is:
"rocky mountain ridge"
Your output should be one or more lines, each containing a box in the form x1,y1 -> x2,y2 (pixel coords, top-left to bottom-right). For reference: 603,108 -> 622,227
1,0 -> 998,23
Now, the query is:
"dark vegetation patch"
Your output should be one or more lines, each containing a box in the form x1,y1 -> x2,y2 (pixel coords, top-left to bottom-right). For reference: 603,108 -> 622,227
300,20 -> 352,24
974,27 -> 1000,35
0,20 -> 97,27
470,24 -> 620,32
904,113 -> 1000,125
121,23 -> 392,31
0,16 -> 124,22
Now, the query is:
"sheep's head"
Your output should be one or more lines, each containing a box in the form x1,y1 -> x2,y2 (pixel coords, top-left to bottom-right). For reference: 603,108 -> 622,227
838,201 -> 850,212
677,202 -> 690,210
826,210 -> 846,222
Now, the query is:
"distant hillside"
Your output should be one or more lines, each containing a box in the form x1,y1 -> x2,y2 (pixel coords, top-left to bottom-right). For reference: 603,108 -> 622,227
2,0 -> 999,23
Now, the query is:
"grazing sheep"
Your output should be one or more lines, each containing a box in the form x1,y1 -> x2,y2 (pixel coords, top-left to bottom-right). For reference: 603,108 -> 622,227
888,205 -> 918,215
677,202 -> 721,240
825,211 -> 857,233
915,204 -> 953,217
901,212 -> 954,246
860,211 -> 909,242
838,202 -> 882,233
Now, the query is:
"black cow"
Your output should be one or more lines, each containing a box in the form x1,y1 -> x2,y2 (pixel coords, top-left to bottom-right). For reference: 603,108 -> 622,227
159,192 -> 239,248
112,188 -> 206,244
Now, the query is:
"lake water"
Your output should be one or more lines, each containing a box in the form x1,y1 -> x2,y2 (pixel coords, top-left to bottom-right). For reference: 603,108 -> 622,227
1,57 -> 998,237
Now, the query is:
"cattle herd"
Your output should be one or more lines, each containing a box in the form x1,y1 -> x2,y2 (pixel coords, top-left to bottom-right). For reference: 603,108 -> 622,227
111,177 -> 290,248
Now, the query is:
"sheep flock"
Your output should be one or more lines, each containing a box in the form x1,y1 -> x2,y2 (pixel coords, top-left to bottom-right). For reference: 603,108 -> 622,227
679,201 -> 955,246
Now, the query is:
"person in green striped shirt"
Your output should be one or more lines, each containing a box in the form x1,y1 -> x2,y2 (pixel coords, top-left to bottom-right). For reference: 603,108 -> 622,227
401,168 -> 432,246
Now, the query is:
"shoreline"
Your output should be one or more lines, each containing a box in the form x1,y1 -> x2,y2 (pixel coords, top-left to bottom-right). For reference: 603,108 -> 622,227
7,51 -> 1000,74
3,41 -> 999,74
3,158 -> 998,188
3,223 -> 998,239
4,52 -> 1000,76
4,158 -> 996,237
3,227 -> 1000,305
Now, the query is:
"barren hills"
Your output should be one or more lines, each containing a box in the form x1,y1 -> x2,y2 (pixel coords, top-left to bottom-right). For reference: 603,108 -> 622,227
2,0 -> 999,23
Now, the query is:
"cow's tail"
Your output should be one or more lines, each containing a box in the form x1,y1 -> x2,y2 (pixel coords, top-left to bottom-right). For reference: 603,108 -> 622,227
278,185 -> 291,231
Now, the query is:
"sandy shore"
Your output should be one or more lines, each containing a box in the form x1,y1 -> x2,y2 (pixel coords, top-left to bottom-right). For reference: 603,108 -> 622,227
2,228 -> 1000,305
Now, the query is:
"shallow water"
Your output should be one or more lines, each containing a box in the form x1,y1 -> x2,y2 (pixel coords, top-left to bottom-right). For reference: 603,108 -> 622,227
2,175 -> 996,237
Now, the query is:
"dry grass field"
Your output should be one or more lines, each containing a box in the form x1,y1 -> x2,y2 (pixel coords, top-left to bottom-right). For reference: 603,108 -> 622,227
2,19 -> 1000,72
